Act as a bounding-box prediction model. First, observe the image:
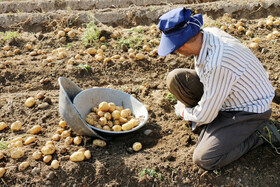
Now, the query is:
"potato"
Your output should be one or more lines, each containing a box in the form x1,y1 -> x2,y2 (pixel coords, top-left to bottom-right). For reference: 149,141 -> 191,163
113,120 -> 120,126
8,143 -> 15,149
102,125 -> 111,131
24,137 -> 35,145
99,102 -> 109,112
51,160 -> 59,169
25,97 -> 36,107
41,145 -> 55,155
104,57 -> 111,63
84,150 -> 91,159
112,125 -> 122,131
73,136 -> 82,145
143,45 -> 151,51
52,134 -> 61,141
65,137 -> 73,145
29,125 -> 42,134
0,152 -> 4,160
95,54 -> 103,62
11,149 -> 24,159
56,128 -> 64,134
70,151 -> 85,162
45,141 -> 54,145
97,111 -> 105,117
15,141 -> 23,147
119,117 -> 128,124
12,137 -> 23,143
107,121 -> 113,128
108,102 -> 116,113
67,31 -> 75,38
136,53 -> 145,60
100,36 -> 106,42
0,168 -> 5,178
78,148 -> 86,153
0,122 -> 7,131
115,106 -> 123,111
112,55 -> 121,59
95,124 -> 102,129
111,110 -> 120,120
87,48 -> 97,55
43,155 -> 52,163
58,30 -> 65,37
93,139 -> 106,147
132,142 -> 142,152
120,110 -> 129,118
61,130 -> 71,138
59,121 -> 67,128
99,117 -> 107,126
18,161 -> 30,171
104,112 -> 111,120
32,150 -> 42,160
11,121 -> 22,131
92,107 -> 98,112
97,49 -> 103,54
122,119 -> 138,131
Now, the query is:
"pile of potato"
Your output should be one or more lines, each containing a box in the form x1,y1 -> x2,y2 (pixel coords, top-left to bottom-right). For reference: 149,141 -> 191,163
85,101 -> 139,132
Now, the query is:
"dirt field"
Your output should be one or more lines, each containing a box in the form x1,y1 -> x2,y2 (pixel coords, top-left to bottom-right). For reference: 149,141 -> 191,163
0,0 -> 280,186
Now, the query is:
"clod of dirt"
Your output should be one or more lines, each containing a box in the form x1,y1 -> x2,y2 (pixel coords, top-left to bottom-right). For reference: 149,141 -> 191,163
38,102 -> 50,109
31,167 -> 40,176
47,171 -> 56,180
273,89 -> 280,104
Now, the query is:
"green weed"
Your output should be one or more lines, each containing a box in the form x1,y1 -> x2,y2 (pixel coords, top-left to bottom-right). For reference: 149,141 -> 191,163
0,138 -> 9,150
140,169 -> 163,181
77,64 -> 91,71
0,31 -> 20,41
81,19 -> 100,46
117,34 -> 143,50
166,92 -> 177,103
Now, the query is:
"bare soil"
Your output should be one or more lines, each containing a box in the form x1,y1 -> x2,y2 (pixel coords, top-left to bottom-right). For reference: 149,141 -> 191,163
0,0 -> 280,186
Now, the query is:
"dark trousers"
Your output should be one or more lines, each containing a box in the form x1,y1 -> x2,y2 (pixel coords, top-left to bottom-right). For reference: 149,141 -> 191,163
166,68 -> 271,170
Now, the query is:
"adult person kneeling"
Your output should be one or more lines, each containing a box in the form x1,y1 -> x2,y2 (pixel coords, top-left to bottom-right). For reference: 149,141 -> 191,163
157,7 -> 280,170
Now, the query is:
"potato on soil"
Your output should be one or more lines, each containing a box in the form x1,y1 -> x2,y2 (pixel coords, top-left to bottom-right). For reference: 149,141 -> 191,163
73,136 -> 82,145
84,150 -> 91,160
132,142 -> 142,152
24,137 -> 35,145
25,97 -> 36,107
93,139 -> 106,147
65,137 -> 73,145
29,125 -> 42,134
18,162 -> 30,171
15,141 -> 23,147
41,145 -> 56,155
61,130 -> 71,138
70,151 -> 85,162
59,121 -> 67,128
52,134 -> 61,141
11,121 -> 22,131
43,155 -> 52,163
0,152 -> 4,160
51,160 -> 60,169
0,122 -> 7,131
0,168 -> 5,178
11,149 -> 24,159
33,150 -> 42,160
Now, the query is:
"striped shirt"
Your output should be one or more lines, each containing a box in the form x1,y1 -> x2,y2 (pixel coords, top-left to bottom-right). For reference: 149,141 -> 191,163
182,27 -> 275,127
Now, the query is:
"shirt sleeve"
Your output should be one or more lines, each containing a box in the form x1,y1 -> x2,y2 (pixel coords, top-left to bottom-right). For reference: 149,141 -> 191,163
182,66 -> 238,125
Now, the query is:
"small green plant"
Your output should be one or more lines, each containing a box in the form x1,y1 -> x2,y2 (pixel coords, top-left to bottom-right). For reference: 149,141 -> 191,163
0,31 -> 20,41
66,6 -> 72,11
66,43 -> 73,49
81,19 -> 100,46
0,138 -> 9,150
166,92 -> 177,103
140,169 -> 163,181
77,64 -> 91,71
117,34 -> 143,50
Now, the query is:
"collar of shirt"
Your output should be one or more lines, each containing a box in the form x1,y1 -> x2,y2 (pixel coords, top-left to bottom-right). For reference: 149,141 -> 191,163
195,29 -> 209,66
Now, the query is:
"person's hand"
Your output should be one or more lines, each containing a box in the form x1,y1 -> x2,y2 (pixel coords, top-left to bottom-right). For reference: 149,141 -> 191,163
174,101 -> 185,117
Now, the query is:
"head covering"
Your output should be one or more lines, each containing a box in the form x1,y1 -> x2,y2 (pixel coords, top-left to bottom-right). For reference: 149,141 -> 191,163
157,7 -> 203,57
